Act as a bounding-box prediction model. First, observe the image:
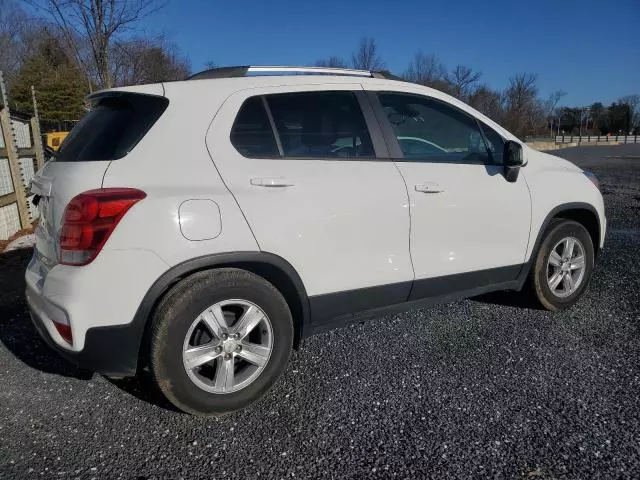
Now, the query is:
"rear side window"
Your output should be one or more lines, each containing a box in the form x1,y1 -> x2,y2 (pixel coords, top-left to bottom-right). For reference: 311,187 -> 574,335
267,91 -> 374,158
230,97 -> 279,157
55,93 -> 168,162
230,91 -> 375,159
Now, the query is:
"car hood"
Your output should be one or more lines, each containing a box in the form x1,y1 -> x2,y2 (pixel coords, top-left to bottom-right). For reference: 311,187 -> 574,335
526,147 -> 583,173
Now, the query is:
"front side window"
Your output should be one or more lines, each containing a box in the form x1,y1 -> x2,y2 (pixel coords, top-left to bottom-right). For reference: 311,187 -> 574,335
266,91 -> 375,158
378,92 -> 491,163
478,122 -> 505,164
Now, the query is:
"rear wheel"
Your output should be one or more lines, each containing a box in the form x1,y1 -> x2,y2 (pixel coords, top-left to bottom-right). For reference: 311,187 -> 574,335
150,268 -> 293,415
529,219 -> 595,311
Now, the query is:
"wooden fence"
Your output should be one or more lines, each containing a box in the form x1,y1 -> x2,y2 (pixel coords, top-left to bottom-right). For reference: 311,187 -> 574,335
0,71 -> 45,240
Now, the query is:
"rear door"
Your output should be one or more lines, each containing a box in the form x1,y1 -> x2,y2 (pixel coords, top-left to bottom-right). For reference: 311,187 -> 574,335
30,90 -> 167,270
206,84 -> 413,320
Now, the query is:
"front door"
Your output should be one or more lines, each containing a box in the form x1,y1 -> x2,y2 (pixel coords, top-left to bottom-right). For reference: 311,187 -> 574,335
368,89 -> 531,297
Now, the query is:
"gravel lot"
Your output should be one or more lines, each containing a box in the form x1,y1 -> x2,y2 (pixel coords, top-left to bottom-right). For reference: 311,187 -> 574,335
1,145 -> 639,479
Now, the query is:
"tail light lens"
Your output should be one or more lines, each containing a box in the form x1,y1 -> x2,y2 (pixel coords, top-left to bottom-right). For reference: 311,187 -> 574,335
59,188 -> 146,266
53,322 -> 73,344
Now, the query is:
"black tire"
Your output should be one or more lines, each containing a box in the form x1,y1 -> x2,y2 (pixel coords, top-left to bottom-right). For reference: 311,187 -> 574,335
529,219 -> 595,311
150,268 -> 293,415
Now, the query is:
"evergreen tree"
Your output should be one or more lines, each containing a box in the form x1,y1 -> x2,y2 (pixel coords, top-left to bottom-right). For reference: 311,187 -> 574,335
10,30 -> 87,121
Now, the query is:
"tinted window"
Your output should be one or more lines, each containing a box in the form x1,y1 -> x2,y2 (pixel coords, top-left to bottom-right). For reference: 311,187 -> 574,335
378,92 -> 490,163
230,97 -> 279,157
266,91 -> 374,158
56,93 -> 168,162
479,122 -> 505,164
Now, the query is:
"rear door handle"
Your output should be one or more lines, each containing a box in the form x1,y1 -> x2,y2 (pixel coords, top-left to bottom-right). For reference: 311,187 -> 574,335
415,183 -> 444,193
250,177 -> 295,188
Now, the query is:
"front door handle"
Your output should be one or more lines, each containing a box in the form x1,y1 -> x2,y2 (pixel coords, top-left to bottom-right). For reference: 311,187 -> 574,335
415,183 -> 444,193
250,177 -> 295,188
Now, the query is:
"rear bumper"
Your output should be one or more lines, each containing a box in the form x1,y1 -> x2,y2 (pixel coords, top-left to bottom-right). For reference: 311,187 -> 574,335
27,296 -> 140,376
24,248 -> 169,377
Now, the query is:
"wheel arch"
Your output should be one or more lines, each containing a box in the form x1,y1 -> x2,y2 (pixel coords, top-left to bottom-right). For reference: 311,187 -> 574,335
135,252 -> 311,373
551,206 -> 600,257
517,202 -> 601,286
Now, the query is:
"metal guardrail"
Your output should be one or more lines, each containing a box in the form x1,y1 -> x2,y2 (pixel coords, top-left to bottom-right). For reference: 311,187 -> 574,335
525,135 -> 640,144
555,135 -> 640,144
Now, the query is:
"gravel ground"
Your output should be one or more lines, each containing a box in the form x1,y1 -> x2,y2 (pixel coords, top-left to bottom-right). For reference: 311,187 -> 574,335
1,145 -> 639,479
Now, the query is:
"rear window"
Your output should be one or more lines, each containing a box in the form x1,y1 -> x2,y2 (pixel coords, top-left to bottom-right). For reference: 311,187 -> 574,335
55,93 -> 168,162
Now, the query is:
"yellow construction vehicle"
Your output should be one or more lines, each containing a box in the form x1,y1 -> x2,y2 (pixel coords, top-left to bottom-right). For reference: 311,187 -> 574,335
45,131 -> 69,151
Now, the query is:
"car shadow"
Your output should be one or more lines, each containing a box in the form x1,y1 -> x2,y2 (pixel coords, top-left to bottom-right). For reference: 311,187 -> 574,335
0,248 -> 181,411
0,249 -> 94,380
105,374 -> 183,413
471,289 -> 545,310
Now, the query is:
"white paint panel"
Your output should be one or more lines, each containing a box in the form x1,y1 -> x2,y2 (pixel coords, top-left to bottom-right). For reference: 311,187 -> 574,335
396,162 -> 531,278
13,119 -> 32,148
522,148 -> 607,258
19,157 -> 35,189
25,248 -> 169,350
0,118 -> 31,148
102,81 -> 260,266
0,158 -> 13,196
0,202 -> 20,240
179,199 -> 222,240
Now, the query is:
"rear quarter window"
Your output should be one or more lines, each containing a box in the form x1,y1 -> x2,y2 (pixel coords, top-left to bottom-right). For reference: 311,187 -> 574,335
55,93 -> 169,162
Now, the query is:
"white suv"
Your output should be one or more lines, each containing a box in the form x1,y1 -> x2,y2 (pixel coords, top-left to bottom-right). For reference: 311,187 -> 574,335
26,66 -> 606,415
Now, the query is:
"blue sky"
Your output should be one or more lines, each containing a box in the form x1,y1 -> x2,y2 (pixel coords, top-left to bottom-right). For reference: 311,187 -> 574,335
141,0 -> 639,106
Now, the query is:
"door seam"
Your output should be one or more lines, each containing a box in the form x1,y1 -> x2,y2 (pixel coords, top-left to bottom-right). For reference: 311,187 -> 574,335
392,160 -> 416,301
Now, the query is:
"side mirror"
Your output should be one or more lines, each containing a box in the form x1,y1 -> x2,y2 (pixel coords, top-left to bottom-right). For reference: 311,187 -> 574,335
503,141 -> 523,182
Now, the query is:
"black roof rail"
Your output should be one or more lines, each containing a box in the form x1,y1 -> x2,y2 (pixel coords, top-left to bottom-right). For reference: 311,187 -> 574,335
371,70 -> 404,81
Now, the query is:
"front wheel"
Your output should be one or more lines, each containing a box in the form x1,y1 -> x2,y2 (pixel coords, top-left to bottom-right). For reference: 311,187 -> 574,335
150,268 -> 293,415
529,219 -> 595,311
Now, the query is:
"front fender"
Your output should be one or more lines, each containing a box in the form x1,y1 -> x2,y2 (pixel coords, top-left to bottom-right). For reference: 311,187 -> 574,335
522,166 -> 605,264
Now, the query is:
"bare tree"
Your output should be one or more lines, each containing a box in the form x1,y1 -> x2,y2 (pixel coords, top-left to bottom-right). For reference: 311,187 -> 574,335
544,90 -> 566,136
468,85 -> 504,123
618,94 -> 640,132
351,37 -> 385,71
315,56 -> 347,68
26,0 -> 165,89
505,73 -> 538,109
447,64 -> 481,100
0,0 -> 28,87
111,35 -> 190,86
402,51 -> 446,86
504,73 -> 541,138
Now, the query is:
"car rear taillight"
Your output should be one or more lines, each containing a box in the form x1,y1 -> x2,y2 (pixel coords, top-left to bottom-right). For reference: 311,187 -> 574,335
53,322 -> 73,344
59,188 -> 146,266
